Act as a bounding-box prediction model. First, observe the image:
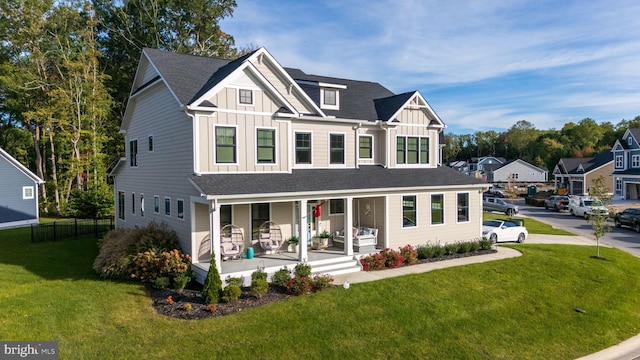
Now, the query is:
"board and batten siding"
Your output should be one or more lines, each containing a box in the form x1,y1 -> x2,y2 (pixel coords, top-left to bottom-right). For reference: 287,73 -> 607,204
291,121 -> 356,168
388,125 -> 439,168
251,60 -> 317,115
115,83 -> 199,253
386,190 -> 481,249
0,156 -> 38,217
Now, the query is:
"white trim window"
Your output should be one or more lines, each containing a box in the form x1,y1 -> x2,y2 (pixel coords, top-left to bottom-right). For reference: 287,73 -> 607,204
431,194 -> 444,225
154,195 -> 160,214
295,132 -> 312,165
215,126 -> 237,164
22,186 -> 34,200
256,128 -> 276,164
616,178 -> 622,192
457,192 -> 470,223
164,197 -> 171,216
320,88 -> 339,110
329,133 -> 345,165
632,155 -> 640,168
615,155 -> 624,168
118,191 -> 125,220
396,136 -> 429,165
358,135 -> 373,159
238,88 -> 254,106
628,136 -> 633,146
177,199 -> 184,219
329,199 -> 344,215
129,139 -> 138,167
402,195 -> 417,228
131,193 -> 136,215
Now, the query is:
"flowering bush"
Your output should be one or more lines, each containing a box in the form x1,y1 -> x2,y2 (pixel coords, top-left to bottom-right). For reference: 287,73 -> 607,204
311,274 -> 334,292
165,295 -> 174,305
183,302 -> 192,311
287,276 -> 313,295
381,248 -> 404,269
360,253 -> 385,271
399,244 -> 418,265
131,248 -> 192,282
207,304 -> 217,313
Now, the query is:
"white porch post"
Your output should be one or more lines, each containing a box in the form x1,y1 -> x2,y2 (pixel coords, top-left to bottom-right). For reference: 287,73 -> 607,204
344,196 -> 354,256
210,201 -> 222,273
299,199 -> 308,262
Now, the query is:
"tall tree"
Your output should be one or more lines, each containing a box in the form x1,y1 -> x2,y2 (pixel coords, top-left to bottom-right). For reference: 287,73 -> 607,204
505,120 -> 537,159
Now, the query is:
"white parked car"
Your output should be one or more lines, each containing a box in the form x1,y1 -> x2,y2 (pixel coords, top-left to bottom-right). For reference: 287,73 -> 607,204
482,219 -> 528,243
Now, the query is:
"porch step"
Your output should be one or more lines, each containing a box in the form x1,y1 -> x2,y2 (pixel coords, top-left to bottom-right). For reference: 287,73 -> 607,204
311,256 -> 362,276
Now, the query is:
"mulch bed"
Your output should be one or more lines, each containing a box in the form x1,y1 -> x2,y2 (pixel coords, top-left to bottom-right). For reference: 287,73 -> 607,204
149,248 -> 497,320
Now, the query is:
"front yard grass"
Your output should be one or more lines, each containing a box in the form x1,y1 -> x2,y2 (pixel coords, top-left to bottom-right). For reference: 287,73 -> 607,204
484,213 -> 576,235
2,226 -> 639,359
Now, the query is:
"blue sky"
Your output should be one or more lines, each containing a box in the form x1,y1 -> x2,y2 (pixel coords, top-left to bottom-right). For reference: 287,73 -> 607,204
220,0 -> 640,134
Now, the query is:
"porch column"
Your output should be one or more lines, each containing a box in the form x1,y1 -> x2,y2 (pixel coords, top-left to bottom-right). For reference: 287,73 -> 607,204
210,201 -> 222,273
344,196 -> 354,256
299,199 -> 308,262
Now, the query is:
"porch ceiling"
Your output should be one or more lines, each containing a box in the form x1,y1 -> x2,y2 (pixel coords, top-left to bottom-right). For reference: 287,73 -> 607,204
190,165 -> 485,197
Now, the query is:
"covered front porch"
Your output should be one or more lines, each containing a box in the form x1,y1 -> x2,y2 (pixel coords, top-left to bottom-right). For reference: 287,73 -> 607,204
190,195 -> 386,284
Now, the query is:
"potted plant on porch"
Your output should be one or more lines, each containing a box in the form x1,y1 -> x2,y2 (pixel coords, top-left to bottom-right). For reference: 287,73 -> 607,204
312,231 -> 331,250
287,236 -> 300,253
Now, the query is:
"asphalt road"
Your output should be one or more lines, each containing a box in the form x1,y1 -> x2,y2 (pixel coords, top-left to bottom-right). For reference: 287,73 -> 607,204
513,199 -> 640,257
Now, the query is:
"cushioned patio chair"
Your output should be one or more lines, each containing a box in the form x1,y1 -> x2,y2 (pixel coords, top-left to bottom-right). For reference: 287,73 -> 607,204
220,224 -> 244,260
257,221 -> 284,254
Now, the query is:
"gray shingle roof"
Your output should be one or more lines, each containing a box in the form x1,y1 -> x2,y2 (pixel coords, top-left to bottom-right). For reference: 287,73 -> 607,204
190,166 -> 485,197
374,92 -> 414,121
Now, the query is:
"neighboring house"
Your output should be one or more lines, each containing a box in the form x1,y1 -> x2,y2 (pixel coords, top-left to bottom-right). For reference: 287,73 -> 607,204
553,151 -> 614,195
0,147 -> 44,229
447,160 -> 469,173
468,156 -> 505,173
611,128 -> 640,200
490,159 -> 548,183
110,48 -> 487,283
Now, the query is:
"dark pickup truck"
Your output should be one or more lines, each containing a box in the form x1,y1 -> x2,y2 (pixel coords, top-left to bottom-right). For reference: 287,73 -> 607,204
614,208 -> 640,233
544,195 -> 570,211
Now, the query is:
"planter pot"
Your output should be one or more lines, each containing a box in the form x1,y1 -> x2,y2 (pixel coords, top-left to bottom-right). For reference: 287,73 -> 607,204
312,238 -> 329,250
288,244 -> 299,253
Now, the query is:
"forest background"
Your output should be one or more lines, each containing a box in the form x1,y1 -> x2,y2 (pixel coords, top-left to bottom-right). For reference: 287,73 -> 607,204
1,0 -> 639,218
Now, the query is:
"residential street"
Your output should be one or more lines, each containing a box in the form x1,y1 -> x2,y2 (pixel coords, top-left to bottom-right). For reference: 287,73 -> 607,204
514,199 -> 640,258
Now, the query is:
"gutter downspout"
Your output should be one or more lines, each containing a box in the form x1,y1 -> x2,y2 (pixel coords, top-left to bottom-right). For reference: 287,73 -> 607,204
352,123 -> 361,169
379,122 -> 389,168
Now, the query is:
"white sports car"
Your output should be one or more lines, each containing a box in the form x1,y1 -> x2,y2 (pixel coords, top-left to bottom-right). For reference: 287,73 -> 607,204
482,219 -> 528,243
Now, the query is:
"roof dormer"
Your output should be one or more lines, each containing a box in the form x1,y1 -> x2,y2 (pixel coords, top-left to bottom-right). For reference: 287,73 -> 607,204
319,82 -> 346,110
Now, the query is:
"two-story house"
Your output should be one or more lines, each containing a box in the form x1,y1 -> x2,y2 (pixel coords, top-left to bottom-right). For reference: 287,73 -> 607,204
490,159 -> 548,183
0,147 -> 44,229
612,128 -> 640,200
111,48 -> 487,282
552,150 -> 614,195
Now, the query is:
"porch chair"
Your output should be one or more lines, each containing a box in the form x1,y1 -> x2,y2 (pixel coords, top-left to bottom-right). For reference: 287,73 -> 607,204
257,221 -> 284,255
220,224 -> 244,260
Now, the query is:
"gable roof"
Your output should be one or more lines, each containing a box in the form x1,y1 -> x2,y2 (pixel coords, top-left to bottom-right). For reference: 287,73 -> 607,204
556,150 -> 612,175
495,159 -> 547,173
132,48 -> 445,126
0,147 -> 44,184
190,166 -> 485,198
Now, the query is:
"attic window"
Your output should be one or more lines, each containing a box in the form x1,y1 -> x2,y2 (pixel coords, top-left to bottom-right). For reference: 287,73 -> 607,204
238,89 -> 253,105
321,89 -> 339,110
629,137 -> 633,146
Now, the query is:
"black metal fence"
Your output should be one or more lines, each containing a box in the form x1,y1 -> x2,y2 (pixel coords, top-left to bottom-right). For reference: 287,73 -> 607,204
31,218 -> 114,243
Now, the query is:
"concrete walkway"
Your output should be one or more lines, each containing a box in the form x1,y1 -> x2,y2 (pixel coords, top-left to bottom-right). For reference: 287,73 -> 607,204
332,234 -> 639,360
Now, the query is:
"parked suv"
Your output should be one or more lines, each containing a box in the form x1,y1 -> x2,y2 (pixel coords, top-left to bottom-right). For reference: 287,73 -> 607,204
483,197 -> 519,216
544,195 -> 570,212
614,208 -> 640,233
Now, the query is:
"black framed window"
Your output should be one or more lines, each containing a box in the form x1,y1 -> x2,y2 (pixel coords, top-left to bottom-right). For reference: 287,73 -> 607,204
239,89 -> 253,105
129,140 -> 137,166
431,194 -> 444,225
330,134 -> 345,164
257,129 -> 275,163
359,136 -> 372,159
329,199 -> 344,215
403,195 -> 417,228
215,126 -> 236,163
251,203 -> 270,239
118,191 -> 125,220
457,193 -> 469,222
220,205 -> 232,228
295,133 -> 312,164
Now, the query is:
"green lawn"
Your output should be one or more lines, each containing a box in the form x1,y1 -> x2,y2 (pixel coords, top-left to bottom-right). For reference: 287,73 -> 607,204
484,213 -> 576,235
2,226 -> 639,359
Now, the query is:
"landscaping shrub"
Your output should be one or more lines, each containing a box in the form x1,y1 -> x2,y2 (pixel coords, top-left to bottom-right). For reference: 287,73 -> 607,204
152,276 -> 170,289
271,267 -> 292,288
400,244 -> 418,265
433,242 -> 446,257
444,242 -> 460,256
226,277 -> 243,287
130,248 -> 191,282
222,283 -> 242,303
202,252 -> 222,304
311,274 -> 334,292
251,278 -> 269,299
457,241 -> 473,254
172,272 -> 192,293
381,248 -> 404,268
479,237 -> 493,250
92,228 -> 141,279
360,253 -> 385,271
287,276 -> 312,295
135,221 -> 180,254
470,240 -> 481,252
294,263 -> 311,277
251,269 -> 267,281
416,243 -> 436,259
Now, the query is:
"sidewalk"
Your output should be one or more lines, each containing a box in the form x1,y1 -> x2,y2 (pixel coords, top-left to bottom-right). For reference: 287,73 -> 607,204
332,236 -> 640,360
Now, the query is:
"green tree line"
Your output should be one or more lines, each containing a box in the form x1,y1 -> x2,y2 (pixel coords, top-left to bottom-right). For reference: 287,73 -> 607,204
444,117 -> 640,171
0,0 -> 241,217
